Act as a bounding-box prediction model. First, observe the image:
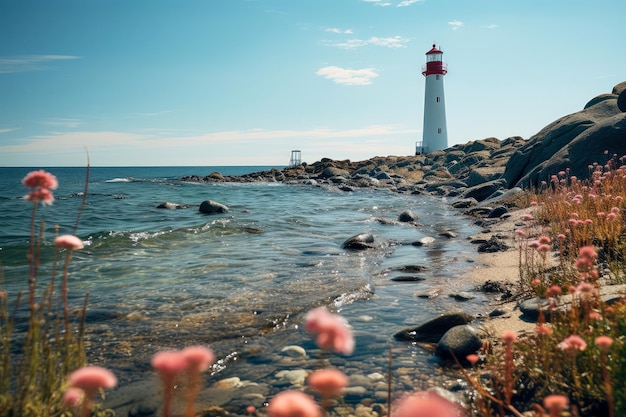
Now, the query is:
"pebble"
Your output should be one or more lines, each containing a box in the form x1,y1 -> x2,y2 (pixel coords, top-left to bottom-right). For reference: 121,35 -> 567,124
280,345 -> 307,358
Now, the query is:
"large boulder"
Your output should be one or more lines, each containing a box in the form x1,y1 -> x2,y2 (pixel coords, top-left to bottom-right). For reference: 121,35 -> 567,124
393,309 -> 475,343
504,82 -> 626,189
436,325 -> 482,358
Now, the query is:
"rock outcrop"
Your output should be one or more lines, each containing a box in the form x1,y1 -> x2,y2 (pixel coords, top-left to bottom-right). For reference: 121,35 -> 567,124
182,82 -> 626,204
504,82 -> 626,189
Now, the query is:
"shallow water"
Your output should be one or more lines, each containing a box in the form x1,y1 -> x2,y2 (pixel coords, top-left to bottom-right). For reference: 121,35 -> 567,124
0,166 -> 490,409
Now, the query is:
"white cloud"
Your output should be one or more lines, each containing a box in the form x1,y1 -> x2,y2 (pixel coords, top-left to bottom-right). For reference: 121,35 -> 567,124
320,35 -> 409,49
0,125 -> 419,165
0,128 -> 18,134
0,55 -> 80,74
315,66 -> 379,85
397,0 -> 424,7
448,20 -> 464,30
481,24 -> 498,29
361,0 -> 392,6
324,27 -> 353,34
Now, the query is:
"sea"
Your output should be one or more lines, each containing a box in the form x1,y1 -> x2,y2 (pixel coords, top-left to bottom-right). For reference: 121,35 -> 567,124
0,166 -> 491,408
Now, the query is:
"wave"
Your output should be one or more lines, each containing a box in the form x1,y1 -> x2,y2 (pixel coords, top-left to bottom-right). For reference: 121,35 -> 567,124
105,178 -> 132,183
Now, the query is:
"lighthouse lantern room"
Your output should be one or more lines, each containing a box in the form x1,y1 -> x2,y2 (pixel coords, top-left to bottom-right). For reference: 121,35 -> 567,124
417,44 -> 448,155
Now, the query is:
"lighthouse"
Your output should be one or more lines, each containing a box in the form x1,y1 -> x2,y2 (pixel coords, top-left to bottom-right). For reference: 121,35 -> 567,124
417,44 -> 448,154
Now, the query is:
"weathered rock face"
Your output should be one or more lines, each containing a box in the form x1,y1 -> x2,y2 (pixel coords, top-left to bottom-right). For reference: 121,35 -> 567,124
504,82 -> 626,189
435,325 -> 482,359
341,233 -> 375,250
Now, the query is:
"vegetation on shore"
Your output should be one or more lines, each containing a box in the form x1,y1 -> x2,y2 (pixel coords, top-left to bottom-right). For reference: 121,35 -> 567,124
2,154 -> 626,416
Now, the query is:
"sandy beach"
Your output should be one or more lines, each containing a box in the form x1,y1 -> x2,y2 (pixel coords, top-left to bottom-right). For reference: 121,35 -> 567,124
462,206 -> 539,338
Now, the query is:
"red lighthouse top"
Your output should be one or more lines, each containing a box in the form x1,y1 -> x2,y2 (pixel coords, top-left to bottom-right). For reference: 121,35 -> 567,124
422,44 -> 447,76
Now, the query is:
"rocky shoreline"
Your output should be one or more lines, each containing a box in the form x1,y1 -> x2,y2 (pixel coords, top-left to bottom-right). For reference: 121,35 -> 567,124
108,82 -> 626,416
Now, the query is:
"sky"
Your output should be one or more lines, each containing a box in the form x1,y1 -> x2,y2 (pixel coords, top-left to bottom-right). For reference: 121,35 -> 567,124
0,0 -> 624,167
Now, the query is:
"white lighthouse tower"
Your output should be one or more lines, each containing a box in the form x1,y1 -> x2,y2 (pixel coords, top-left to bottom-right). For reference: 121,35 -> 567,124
417,44 -> 448,154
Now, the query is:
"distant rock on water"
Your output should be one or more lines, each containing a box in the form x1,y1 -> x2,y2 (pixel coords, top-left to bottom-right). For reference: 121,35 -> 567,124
181,81 -> 626,202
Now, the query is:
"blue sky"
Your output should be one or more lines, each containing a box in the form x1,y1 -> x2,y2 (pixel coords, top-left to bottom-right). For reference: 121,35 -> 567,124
1,0 -> 624,167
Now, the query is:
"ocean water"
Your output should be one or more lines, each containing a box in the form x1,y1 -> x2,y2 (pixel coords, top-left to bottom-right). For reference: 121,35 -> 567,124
0,166 -> 488,405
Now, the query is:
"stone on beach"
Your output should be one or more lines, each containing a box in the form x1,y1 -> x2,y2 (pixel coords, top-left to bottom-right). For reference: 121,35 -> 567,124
342,233 -> 375,250
435,325 -> 482,359
394,309 -> 475,343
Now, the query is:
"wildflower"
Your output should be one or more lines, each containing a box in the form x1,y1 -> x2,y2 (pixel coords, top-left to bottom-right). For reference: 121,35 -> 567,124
558,335 -> 587,352
530,201 -> 538,206
538,235 -> 551,244
55,234 -> 84,251
307,368 -> 348,398
22,170 -> 58,190
502,331 -> 517,344
24,187 -> 55,205
466,354 -> 479,366
62,387 -> 84,408
515,229 -> 526,237
538,244 -> 551,253
607,212 -> 617,221
575,281 -> 596,298
393,391 -> 464,417
588,311 -> 601,320
579,247 -> 597,261
304,307 -> 354,355
543,395 -> 569,417
595,336 -> 613,352
267,390 -> 321,417
522,214 -> 534,221
151,350 -> 189,379
536,324 -> 552,335
68,366 -> 117,394
181,345 -> 215,372
531,278 -> 541,287
246,406 -> 256,415
546,285 -> 562,297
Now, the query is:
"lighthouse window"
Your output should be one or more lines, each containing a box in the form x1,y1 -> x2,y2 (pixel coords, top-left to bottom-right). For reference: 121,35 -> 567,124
436,97 -> 440,103
436,75 -> 440,80
438,128 -> 442,134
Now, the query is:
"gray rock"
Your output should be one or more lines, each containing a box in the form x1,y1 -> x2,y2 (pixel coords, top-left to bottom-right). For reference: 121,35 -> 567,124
156,202 -> 190,209
342,233 -> 375,250
436,325 -> 482,359
394,309 -> 475,343
449,291 -> 475,301
519,298 -> 551,321
619,88 -> 626,112
460,179 -> 507,202
487,206 -> 508,218
477,236 -> 510,253
412,236 -> 435,246
398,210 -> 418,222
199,200 -> 229,214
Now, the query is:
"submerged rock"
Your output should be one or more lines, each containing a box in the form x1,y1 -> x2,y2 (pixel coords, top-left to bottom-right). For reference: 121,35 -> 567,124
199,200 -> 229,214
342,233 -> 375,250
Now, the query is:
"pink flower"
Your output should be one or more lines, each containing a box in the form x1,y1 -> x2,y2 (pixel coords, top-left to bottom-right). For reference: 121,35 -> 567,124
595,336 -> 613,352
307,368 -> 348,398
22,170 -> 58,190
63,387 -> 84,408
267,390 -> 321,417
546,285 -> 562,297
304,307 -> 354,355
24,187 -> 55,205
536,325 -> 552,335
466,354 -> 479,366
558,335 -> 587,352
393,391 -> 464,417
538,236 -> 551,244
181,345 -> 215,372
543,395 -> 568,417
68,366 -> 117,395
55,234 -> 84,251
151,350 -> 189,379
502,331 -> 517,344
246,405 -> 256,415
578,246 -> 598,259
